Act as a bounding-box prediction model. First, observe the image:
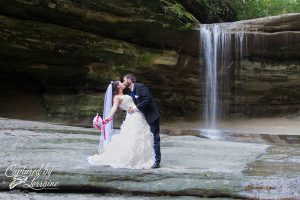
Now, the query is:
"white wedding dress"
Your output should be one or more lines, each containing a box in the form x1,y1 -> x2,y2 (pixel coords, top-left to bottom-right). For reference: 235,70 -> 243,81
87,95 -> 155,169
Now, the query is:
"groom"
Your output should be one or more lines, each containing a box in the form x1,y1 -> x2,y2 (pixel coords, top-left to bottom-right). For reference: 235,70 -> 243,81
123,74 -> 161,168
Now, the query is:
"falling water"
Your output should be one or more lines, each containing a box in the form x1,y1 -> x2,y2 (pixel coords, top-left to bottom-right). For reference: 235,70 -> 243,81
200,25 -> 218,130
200,23 -> 245,138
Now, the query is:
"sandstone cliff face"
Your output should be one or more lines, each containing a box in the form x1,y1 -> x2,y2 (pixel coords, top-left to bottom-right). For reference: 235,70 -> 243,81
0,0 -> 205,124
197,14 -> 300,120
229,14 -> 300,117
0,1 -> 299,125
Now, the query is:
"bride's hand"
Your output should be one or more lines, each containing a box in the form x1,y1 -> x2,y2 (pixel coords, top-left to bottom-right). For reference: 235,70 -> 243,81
103,118 -> 112,124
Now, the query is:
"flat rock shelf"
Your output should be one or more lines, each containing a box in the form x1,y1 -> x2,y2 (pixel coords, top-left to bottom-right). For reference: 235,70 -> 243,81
0,118 -> 299,199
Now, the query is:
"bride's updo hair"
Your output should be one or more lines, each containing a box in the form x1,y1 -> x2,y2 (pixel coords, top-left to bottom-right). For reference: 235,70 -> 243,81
112,81 -> 120,96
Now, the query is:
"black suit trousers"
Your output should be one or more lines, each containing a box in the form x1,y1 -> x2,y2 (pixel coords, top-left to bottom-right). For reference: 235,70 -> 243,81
149,118 -> 161,164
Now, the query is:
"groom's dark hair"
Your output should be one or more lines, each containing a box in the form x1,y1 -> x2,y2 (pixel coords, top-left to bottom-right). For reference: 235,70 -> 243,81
124,73 -> 136,83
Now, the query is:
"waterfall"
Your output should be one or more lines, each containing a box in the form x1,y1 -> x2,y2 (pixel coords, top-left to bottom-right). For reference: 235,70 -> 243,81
200,25 -> 218,130
200,23 -> 245,138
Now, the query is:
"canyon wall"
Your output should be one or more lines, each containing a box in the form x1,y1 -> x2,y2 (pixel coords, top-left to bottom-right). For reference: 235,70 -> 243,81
0,1 -> 299,125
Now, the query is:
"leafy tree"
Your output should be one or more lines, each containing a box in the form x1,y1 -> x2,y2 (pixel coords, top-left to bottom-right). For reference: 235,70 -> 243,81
230,0 -> 300,20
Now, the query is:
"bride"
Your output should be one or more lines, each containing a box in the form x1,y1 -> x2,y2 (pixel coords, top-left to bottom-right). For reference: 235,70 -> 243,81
87,81 -> 155,169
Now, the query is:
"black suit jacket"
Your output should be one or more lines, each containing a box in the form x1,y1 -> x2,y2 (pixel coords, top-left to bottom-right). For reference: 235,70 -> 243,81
127,83 -> 160,124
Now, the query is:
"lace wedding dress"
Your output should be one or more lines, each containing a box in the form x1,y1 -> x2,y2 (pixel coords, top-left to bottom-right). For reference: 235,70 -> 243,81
87,95 -> 155,169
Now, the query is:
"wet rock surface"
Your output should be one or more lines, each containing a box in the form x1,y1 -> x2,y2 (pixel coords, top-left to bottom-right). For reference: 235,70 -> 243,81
0,191 -> 228,200
0,118 -> 299,199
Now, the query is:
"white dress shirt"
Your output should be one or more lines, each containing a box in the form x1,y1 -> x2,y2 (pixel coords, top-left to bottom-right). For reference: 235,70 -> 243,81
131,84 -> 139,112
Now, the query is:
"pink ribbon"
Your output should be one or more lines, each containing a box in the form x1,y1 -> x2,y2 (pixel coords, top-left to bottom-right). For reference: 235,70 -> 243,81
102,118 -> 112,141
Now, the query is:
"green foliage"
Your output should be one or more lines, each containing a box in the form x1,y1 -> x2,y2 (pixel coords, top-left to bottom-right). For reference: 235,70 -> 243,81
230,0 -> 300,20
160,0 -> 198,23
200,0 -> 224,15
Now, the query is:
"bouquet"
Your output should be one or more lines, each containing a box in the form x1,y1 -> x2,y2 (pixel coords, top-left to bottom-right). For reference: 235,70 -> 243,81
92,113 -> 112,141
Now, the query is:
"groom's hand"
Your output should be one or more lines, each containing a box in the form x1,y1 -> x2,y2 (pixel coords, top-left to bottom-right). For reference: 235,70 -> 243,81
128,107 -> 134,114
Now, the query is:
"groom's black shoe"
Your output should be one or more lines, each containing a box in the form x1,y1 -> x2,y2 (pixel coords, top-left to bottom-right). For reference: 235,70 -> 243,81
151,163 -> 160,169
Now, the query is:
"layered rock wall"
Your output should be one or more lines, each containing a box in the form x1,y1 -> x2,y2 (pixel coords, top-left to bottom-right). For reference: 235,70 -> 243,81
0,1 -> 298,125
